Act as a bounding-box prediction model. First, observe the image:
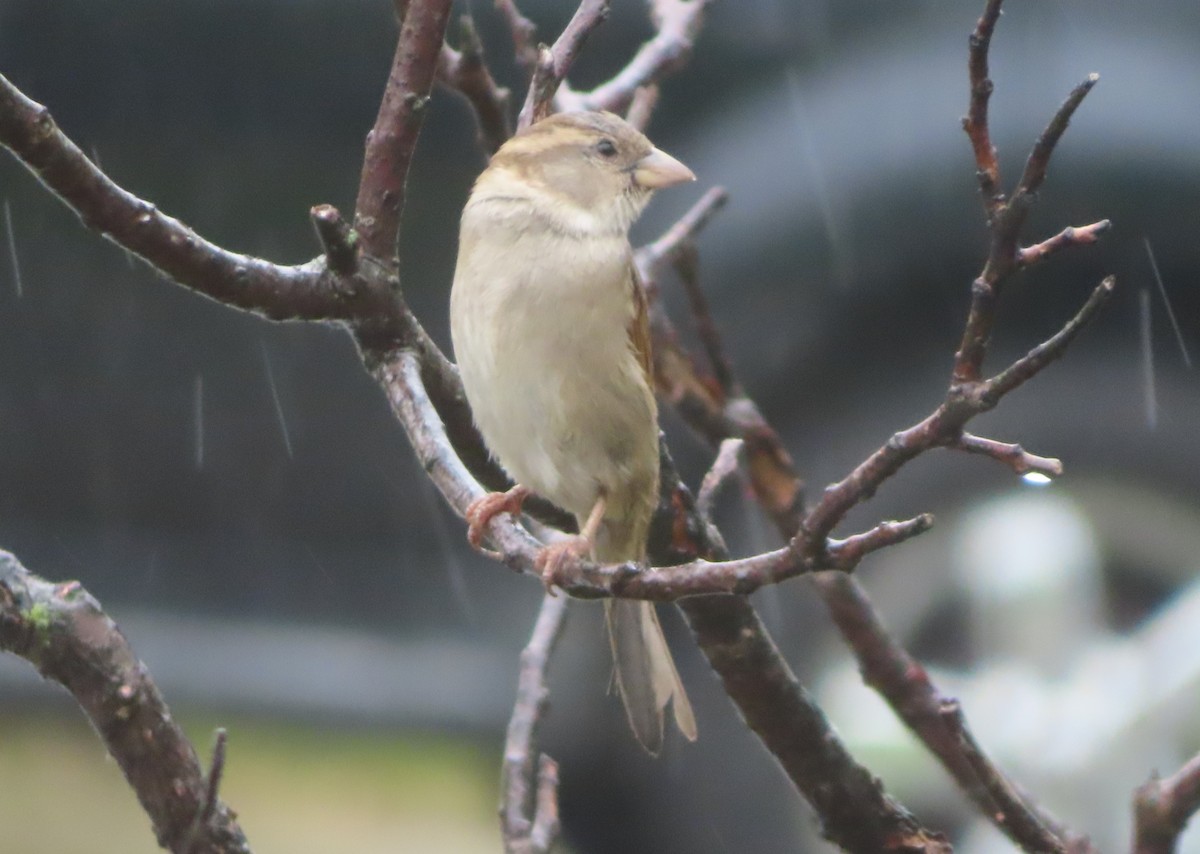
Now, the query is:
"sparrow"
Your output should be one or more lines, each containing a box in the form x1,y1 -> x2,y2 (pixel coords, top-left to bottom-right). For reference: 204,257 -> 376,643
449,111 -> 697,754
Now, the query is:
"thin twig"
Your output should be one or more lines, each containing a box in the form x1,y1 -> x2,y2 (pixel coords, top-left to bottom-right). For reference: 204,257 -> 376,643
517,0 -> 611,129
438,16 -> 512,154
636,185 -> 729,271
501,593 -> 568,854
800,274 -> 1113,551
1013,74 -> 1100,202
1018,220 -> 1111,268
185,729 -> 230,854
695,437 -> 743,555
0,551 -> 251,854
639,215 -> 806,529
1134,752 -> 1200,854
558,0 -> 717,116
951,433 -> 1063,478
674,240 -> 738,395
982,277 -> 1116,404
963,0 -> 1004,216
696,437 -> 744,523
956,69 -> 1101,382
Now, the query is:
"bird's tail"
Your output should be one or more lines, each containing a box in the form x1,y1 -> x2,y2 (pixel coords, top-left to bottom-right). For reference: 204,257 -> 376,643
595,523 -> 696,755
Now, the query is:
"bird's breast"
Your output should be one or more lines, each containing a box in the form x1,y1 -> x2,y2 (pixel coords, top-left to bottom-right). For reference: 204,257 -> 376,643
450,218 -> 657,520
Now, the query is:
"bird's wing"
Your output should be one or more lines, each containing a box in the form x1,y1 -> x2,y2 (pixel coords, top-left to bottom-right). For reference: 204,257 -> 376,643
627,260 -> 654,385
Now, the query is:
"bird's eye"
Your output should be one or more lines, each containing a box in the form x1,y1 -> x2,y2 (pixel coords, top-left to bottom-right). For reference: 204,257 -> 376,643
595,138 -> 618,158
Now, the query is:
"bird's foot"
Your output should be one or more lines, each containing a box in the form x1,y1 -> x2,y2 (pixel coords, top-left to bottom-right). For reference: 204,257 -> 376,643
535,536 -> 592,595
465,485 -> 530,553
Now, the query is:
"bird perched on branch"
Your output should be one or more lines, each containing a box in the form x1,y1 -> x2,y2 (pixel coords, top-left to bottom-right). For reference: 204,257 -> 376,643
450,111 -> 697,754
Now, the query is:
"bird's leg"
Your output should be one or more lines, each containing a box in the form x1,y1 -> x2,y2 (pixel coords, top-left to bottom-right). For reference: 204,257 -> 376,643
465,485 -> 530,553
537,492 -> 607,593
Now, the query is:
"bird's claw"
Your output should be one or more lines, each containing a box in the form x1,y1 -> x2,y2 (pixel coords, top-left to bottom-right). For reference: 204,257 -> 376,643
465,487 -> 529,552
535,537 -> 592,595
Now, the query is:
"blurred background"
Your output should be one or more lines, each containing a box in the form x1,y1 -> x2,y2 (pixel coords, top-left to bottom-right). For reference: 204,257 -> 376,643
2,0 -> 1199,851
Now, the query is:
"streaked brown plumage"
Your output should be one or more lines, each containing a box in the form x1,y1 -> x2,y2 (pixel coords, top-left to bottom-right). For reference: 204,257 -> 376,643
450,111 -> 696,753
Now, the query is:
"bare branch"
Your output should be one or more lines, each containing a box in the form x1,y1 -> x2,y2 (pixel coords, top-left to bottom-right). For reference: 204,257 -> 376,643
951,432 -> 1063,478
1014,74 -> 1100,202
666,515 -> 951,853
955,27 -> 1103,382
354,0 -> 454,260
0,73 -> 339,321
1134,752 -> 1200,854
636,189 -> 806,535
983,276 -> 1116,404
438,16 -> 513,154
815,574 -> 1095,854
673,240 -> 738,395
624,5 -> 1107,848
636,185 -> 729,272
696,437 -> 744,522
963,0 -> 1004,215
501,593 -> 568,854
517,0 -> 611,129
1018,219 -> 1112,269
0,551 -> 251,854
802,277 -> 1113,550
559,0 -> 716,116
825,514 -> 935,570
381,345 -> 924,599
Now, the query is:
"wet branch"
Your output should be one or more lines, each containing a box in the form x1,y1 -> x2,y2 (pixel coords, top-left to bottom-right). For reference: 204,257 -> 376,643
0,551 -> 250,854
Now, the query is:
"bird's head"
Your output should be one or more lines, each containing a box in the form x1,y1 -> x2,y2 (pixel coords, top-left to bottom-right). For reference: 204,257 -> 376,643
475,111 -> 695,235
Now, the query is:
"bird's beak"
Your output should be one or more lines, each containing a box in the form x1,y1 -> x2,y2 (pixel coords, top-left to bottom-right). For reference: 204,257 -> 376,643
632,147 -> 695,189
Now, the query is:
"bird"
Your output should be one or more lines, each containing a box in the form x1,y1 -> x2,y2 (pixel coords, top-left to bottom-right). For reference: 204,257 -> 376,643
449,110 -> 697,754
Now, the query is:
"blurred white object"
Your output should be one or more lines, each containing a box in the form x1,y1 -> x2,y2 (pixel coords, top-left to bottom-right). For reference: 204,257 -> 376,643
821,489 -> 1200,852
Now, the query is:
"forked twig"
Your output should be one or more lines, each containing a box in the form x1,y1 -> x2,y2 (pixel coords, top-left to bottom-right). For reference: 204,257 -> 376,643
501,593 -> 568,854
